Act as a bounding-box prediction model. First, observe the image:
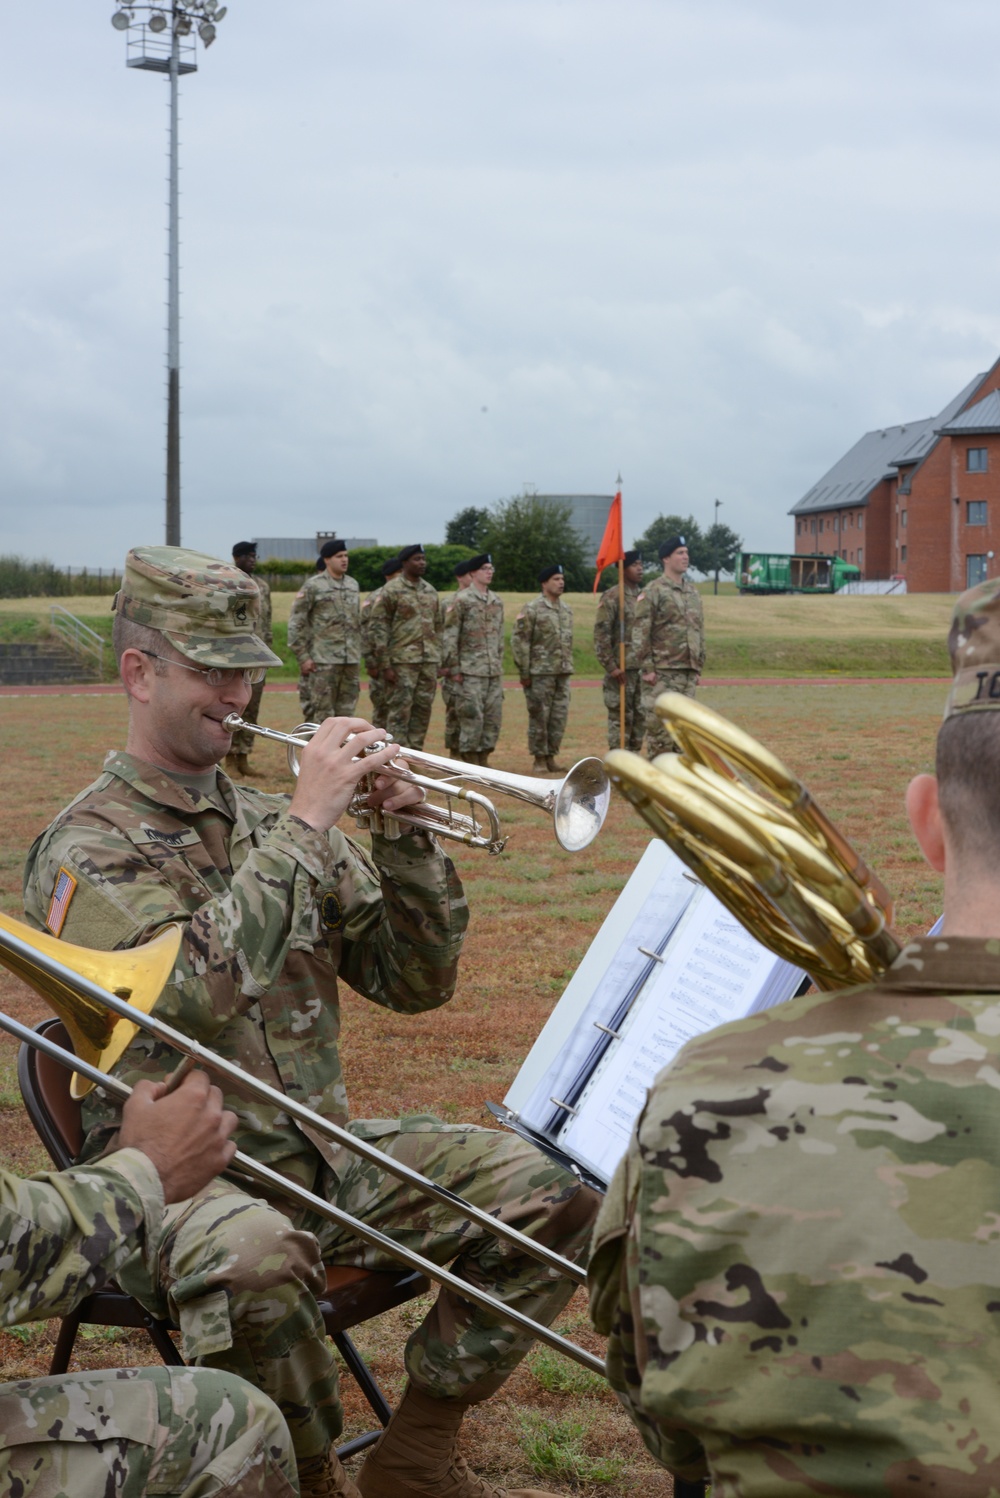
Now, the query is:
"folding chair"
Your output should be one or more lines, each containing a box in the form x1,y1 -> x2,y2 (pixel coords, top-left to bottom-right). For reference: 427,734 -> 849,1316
18,1017 -> 429,1458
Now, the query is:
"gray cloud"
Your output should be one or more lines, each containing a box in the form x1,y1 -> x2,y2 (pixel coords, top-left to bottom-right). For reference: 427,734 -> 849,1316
2,0 -> 1000,565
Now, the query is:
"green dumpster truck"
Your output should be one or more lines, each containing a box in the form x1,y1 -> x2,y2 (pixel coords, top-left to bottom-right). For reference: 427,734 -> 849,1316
738,552 -> 861,594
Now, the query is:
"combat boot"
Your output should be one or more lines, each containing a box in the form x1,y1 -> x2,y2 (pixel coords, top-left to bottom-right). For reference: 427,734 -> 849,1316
531,756 -> 549,775
298,1451 -> 362,1498
357,1383 -> 555,1498
546,756 -> 566,773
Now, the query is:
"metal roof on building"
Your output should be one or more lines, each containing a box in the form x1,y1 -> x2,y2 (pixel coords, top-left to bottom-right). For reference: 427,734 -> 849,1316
535,493 -> 615,565
788,374 -> 984,516
938,388 -> 1000,435
253,536 -> 377,562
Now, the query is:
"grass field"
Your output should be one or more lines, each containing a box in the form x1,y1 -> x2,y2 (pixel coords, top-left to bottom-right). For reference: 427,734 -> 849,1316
0,676 -> 947,1494
0,587 -> 954,679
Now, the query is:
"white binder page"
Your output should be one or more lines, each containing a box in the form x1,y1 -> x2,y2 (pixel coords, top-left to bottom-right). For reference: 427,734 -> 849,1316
559,898 -> 784,1183
516,857 -> 695,1134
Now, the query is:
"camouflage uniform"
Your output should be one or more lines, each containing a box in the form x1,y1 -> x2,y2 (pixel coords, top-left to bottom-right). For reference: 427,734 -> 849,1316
633,574 -> 705,757
361,584 -> 385,725
368,573 -> 441,750
440,586 -> 505,757
0,1148 -> 296,1497
593,581 -> 643,752
511,594 -> 574,759
230,572 -> 273,758
287,571 -> 362,720
589,936 -> 1000,1495
24,756 -> 596,1468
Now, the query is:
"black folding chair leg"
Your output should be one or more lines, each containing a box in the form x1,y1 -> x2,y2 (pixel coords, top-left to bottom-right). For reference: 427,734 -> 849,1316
332,1330 -> 394,1460
674,1481 -> 708,1497
49,1306 -> 83,1376
143,1313 -> 185,1367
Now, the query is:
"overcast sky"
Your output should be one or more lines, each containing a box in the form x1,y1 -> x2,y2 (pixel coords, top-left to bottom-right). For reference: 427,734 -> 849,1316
3,0 -> 1000,569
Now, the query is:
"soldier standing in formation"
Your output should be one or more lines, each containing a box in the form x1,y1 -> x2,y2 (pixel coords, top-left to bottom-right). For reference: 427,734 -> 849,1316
589,576 -> 1000,1493
633,535 -> 705,757
226,541 -> 272,777
296,556 -> 327,722
288,539 -> 362,721
369,543 -> 442,750
362,555 -> 403,727
511,563 -> 574,774
24,545 -> 598,1498
440,554 -> 505,765
439,558 -> 473,755
593,548 -> 645,753
0,1066 -> 300,1497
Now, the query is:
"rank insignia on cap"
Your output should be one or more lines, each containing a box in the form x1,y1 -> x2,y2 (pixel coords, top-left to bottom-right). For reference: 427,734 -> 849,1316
46,867 -> 77,937
320,891 -> 344,932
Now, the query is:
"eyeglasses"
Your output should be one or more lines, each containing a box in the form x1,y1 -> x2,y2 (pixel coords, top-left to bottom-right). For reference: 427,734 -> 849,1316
140,651 -> 266,687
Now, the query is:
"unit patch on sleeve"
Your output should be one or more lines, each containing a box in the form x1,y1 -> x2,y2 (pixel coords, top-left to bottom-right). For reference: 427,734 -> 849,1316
319,891 -> 344,933
45,867 -> 78,936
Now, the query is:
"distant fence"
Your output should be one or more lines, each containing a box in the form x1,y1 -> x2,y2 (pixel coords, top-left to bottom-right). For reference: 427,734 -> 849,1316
837,576 -> 907,596
0,558 -> 123,599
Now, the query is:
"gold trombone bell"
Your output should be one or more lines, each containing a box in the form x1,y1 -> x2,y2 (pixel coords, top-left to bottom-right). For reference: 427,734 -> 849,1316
0,911 -> 181,1099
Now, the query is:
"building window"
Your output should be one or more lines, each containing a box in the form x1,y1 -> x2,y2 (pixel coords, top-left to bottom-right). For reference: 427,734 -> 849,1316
858,514 -> 863,531
899,472 -> 912,495
857,547 -> 863,567
968,448 -> 988,472
968,501 -> 987,525
901,511 -> 907,528
901,545 -> 907,562
967,554 -> 989,588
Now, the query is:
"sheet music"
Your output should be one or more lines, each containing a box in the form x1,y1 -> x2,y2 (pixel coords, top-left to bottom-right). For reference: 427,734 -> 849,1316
518,856 -> 695,1134
559,900 -> 801,1182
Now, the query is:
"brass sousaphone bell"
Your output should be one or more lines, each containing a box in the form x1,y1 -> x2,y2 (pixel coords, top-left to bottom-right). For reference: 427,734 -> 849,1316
605,693 -> 901,990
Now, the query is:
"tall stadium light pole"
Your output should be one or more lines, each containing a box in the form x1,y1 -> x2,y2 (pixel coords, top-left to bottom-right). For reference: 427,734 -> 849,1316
109,2 -> 229,546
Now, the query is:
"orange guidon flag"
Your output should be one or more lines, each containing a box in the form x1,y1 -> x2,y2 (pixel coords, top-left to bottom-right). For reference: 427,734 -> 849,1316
593,490 -> 623,591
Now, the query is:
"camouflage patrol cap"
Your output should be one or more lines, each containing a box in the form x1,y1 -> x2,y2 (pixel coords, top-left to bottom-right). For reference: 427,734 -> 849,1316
945,577 -> 1000,718
114,546 -> 282,668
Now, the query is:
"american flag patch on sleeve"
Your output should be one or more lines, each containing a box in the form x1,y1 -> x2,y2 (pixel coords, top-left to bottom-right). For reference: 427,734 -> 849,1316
46,867 -> 78,937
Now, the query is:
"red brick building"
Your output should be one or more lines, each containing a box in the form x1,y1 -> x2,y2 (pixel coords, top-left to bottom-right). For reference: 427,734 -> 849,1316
789,358 -> 1000,592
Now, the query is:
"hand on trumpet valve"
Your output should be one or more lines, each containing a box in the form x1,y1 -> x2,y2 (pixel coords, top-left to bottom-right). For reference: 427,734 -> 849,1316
119,1069 -> 238,1204
289,716 -> 399,832
367,758 -> 426,816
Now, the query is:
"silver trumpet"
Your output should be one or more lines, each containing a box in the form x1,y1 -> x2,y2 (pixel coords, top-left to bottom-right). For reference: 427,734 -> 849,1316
222,715 -> 611,854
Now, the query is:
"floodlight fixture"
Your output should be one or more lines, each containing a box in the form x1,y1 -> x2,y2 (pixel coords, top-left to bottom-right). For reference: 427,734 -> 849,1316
176,15 -> 192,32
111,10 -> 131,29
198,20 -> 216,44
216,6 -> 227,18
148,11 -> 167,30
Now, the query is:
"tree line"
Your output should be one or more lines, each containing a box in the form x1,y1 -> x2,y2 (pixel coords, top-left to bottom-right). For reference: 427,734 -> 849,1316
447,499 -> 743,591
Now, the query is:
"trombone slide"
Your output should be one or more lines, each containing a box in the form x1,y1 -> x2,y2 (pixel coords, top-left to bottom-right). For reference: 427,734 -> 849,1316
0,1003 -> 603,1378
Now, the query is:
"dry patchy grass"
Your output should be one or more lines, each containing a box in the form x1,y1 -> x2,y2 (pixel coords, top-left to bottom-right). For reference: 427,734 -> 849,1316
0,679 -> 947,1494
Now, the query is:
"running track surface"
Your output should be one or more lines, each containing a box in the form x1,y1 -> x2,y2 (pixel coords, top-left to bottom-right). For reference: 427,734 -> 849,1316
0,677 -> 948,699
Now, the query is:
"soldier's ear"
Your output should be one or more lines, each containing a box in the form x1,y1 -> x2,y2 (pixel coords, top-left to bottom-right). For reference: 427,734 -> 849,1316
906,774 -> 946,873
120,647 -> 156,703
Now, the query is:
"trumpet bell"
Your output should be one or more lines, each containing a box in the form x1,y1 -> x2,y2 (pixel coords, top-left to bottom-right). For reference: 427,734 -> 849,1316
551,758 -> 613,852
0,911 -> 182,1099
